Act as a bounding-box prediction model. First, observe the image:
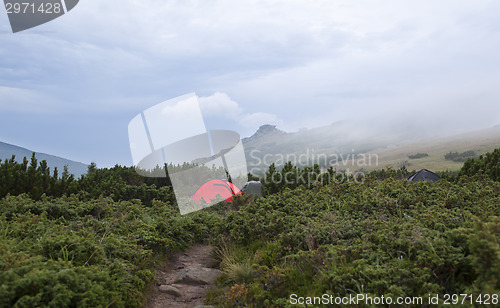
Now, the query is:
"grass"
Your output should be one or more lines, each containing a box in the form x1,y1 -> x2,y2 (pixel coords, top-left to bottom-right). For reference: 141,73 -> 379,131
347,126 -> 500,172
214,241 -> 255,285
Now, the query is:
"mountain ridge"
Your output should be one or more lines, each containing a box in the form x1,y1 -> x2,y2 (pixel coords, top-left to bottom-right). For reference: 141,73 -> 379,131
0,141 -> 88,178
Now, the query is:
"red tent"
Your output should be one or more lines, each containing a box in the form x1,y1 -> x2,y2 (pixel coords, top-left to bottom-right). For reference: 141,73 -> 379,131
191,179 -> 242,204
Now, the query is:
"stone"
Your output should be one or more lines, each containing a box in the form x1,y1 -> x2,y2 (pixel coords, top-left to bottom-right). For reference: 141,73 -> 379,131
176,267 -> 221,285
158,285 -> 182,297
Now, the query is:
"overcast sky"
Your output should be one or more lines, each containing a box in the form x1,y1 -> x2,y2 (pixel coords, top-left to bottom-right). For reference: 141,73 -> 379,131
1,0 -> 500,167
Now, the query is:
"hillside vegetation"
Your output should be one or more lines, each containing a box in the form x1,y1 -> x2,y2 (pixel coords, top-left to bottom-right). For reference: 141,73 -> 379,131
0,149 -> 499,307
361,125 -> 500,172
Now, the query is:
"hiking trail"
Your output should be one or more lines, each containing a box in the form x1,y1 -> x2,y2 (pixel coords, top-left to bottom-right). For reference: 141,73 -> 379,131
142,244 -> 219,308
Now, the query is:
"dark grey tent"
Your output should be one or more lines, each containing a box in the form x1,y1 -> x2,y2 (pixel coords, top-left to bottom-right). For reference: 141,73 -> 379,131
241,181 -> 263,197
408,169 -> 440,183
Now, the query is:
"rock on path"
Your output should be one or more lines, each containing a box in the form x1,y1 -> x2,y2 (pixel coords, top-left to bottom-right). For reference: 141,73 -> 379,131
142,245 -> 220,308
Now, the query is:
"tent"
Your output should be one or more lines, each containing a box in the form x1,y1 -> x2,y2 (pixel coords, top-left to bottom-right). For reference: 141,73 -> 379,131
241,181 -> 263,197
408,169 -> 440,183
191,179 -> 242,204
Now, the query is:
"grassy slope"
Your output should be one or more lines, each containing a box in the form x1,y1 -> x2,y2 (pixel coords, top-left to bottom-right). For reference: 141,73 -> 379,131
351,125 -> 500,172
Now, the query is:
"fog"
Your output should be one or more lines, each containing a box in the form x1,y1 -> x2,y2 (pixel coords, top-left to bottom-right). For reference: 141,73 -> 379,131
1,0 -> 499,166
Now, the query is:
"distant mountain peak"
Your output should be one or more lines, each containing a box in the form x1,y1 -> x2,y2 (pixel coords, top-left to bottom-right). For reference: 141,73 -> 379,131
253,124 -> 285,137
243,124 -> 286,143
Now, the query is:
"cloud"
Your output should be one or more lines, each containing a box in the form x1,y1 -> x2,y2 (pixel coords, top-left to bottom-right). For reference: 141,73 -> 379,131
199,92 -> 282,130
2,0 -> 500,166
222,0 -> 500,131
159,95 -> 199,116
197,92 -> 284,136
199,92 -> 242,118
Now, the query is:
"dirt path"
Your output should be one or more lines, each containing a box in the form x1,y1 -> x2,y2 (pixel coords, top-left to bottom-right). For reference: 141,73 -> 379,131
142,244 -> 220,308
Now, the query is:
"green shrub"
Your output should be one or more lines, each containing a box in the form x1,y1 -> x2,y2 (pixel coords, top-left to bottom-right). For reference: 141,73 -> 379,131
0,194 -> 215,307
207,176 -> 500,306
445,150 -> 477,162
408,153 -> 429,159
